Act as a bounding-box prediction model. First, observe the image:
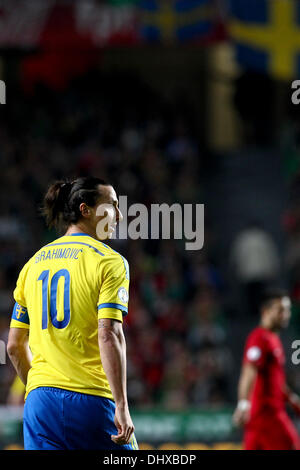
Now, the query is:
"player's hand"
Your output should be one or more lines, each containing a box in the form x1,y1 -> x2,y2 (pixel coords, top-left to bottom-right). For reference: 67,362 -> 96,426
233,407 -> 249,427
233,400 -> 250,427
111,403 -> 135,445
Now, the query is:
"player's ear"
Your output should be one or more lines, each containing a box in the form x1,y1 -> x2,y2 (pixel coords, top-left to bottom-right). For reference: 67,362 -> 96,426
79,203 -> 91,218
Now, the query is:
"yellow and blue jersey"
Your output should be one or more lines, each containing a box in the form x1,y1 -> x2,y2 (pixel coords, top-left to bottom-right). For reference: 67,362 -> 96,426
10,233 -> 130,401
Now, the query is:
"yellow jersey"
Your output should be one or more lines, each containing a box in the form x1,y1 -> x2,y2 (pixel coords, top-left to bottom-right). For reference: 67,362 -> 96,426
10,233 -> 130,401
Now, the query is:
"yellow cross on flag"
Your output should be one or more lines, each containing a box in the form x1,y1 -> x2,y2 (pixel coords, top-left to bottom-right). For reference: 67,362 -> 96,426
230,0 -> 300,80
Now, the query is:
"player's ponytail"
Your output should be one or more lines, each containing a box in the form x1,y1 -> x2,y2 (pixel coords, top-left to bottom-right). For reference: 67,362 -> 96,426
42,180 -> 72,228
42,177 -> 110,229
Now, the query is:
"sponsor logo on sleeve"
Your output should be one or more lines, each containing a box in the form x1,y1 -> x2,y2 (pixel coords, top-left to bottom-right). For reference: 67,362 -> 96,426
247,346 -> 261,362
118,287 -> 129,304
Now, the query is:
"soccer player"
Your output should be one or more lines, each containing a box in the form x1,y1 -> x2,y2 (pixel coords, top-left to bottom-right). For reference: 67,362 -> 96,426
7,177 -> 138,450
233,288 -> 300,450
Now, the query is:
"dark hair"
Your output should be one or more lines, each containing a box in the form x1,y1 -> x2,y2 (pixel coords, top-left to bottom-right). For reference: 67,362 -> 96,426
260,287 -> 289,313
42,177 -> 111,229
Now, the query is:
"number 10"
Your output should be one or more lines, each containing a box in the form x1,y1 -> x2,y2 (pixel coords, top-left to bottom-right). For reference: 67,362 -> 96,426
38,269 -> 71,329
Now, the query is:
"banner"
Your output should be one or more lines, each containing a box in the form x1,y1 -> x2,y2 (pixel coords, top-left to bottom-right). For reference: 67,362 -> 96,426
0,0 -> 225,49
229,0 -> 300,80
133,408 -> 237,443
139,0 -> 225,44
0,406 -> 240,448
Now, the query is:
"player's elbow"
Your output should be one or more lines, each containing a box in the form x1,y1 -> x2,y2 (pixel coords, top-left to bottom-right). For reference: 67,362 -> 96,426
98,319 -> 124,346
7,340 -> 21,359
7,333 -> 27,359
98,328 -> 119,345
98,329 -> 126,357
7,328 -> 29,357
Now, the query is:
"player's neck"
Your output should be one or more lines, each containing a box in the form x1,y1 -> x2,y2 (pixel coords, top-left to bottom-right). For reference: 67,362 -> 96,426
65,223 -> 97,240
259,321 -> 279,334
65,223 -> 112,244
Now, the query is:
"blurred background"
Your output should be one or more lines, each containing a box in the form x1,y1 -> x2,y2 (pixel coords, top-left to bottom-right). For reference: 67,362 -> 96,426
0,0 -> 300,450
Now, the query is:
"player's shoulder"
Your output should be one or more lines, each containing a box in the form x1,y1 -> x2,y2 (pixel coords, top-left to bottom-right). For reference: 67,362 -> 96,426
16,256 -> 34,279
246,326 -> 268,343
44,233 -> 111,259
244,327 -> 270,363
20,238 -> 57,269
246,327 -> 272,353
34,235 -> 65,254
28,236 -> 66,262
101,243 -> 129,266
18,234 -> 80,269
15,246 -> 47,282
94,242 -> 129,278
20,235 -> 129,276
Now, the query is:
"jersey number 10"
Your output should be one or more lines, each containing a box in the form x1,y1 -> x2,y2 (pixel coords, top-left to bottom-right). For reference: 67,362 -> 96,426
38,269 -> 71,329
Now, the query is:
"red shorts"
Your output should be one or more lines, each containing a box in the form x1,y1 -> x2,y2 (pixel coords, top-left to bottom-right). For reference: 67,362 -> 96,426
244,410 -> 300,450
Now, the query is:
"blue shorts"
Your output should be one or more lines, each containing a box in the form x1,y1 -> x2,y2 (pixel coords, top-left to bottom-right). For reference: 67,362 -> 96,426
23,387 -> 138,450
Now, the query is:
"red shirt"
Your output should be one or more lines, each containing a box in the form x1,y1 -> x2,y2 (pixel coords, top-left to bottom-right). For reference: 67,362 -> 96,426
243,327 -> 286,419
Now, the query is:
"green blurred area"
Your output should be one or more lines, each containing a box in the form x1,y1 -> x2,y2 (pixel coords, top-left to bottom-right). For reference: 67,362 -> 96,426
0,406 -> 241,449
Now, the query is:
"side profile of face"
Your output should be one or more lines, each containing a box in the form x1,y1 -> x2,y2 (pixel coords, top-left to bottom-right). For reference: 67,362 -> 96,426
79,184 -> 123,241
263,296 -> 291,330
95,185 -> 123,240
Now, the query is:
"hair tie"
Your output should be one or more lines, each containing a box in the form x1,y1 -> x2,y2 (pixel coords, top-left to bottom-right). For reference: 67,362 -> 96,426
61,182 -> 72,189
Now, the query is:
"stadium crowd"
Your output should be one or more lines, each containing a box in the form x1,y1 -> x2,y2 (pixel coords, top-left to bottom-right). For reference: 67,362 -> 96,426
0,69 -> 234,408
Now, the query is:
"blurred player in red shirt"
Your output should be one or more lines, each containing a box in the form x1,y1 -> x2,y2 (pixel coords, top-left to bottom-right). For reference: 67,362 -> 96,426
233,288 -> 300,450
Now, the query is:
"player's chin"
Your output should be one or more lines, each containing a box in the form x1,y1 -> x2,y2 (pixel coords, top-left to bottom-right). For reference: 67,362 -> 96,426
98,235 -> 112,241
96,229 -> 114,241
107,226 -> 117,238
106,230 -> 114,239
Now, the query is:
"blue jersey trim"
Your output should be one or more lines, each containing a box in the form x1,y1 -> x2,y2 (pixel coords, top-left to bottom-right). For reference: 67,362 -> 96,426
120,255 -> 130,280
62,235 -> 128,276
98,240 -> 111,249
66,233 -> 109,249
68,233 -> 89,236
12,302 -> 30,325
98,303 -> 128,315
47,242 -> 104,256
62,234 -> 111,255
64,233 -> 117,254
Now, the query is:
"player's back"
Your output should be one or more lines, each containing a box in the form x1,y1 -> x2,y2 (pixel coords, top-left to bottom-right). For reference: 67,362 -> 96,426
243,326 -> 286,418
11,233 -> 130,401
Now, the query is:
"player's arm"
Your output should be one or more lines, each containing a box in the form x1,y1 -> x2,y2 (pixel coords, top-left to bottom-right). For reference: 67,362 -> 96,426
233,362 -> 257,427
8,261 -> 32,385
283,384 -> 300,416
97,254 -> 134,445
7,327 -> 32,386
98,318 -> 134,445
233,332 -> 267,426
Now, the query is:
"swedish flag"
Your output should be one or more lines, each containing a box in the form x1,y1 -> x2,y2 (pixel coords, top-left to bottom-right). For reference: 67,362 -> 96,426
229,0 -> 300,80
12,302 -> 29,324
140,0 -> 217,43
